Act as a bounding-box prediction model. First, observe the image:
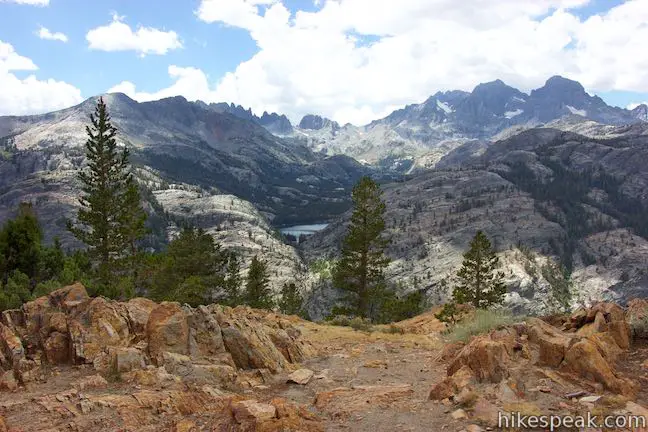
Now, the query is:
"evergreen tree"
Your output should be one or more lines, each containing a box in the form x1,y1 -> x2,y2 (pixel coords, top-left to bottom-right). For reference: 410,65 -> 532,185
278,282 -> 304,316
332,176 -> 390,320
67,97 -> 145,292
0,202 -> 43,283
452,231 -> 506,308
244,256 -> 274,310
223,252 -> 242,306
151,227 -> 227,305
39,237 -> 65,282
120,180 -> 148,280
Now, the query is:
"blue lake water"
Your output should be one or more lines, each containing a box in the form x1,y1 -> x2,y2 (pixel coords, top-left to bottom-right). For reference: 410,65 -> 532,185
279,223 -> 329,237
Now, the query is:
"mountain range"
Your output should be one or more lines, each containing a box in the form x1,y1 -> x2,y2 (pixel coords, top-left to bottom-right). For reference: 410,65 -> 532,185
216,76 -> 647,172
1,74 -> 647,312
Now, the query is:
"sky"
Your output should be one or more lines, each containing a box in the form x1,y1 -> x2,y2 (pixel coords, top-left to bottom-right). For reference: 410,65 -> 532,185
1,0 -> 647,125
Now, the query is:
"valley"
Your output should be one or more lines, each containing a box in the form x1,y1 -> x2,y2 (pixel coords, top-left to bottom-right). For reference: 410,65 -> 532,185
0,75 -> 647,315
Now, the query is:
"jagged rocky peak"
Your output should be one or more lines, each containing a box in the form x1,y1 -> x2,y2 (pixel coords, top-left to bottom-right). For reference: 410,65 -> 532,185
631,104 -> 648,122
259,111 -> 293,135
462,79 -> 528,115
529,75 -> 588,105
298,114 -> 339,130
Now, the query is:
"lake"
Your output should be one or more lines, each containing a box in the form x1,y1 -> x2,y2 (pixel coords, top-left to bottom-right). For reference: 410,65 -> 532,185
279,223 -> 329,237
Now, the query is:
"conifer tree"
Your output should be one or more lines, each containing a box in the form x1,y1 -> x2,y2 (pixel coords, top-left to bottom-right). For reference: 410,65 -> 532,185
332,176 -> 390,320
452,231 -> 506,308
223,252 -> 242,306
151,227 -> 227,304
68,97 -> 145,291
0,202 -> 42,283
244,256 -> 274,310
278,282 -> 304,316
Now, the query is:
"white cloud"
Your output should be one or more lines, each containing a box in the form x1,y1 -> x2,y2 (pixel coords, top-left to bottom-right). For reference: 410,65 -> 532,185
86,13 -> 182,56
37,26 -> 68,43
116,0 -> 648,125
0,0 -> 49,5
628,102 -> 648,110
0,40 -> 83,115
108,66 -> 212,102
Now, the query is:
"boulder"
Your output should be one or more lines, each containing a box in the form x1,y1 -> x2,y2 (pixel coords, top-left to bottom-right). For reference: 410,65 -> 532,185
0,369 -> 17,391
123,298 -> 158,337
429,365 -> 474,401
527,318 -> 575,367
216,308 -> 289,373
0,323 -> 24,365
447,336 -> 510,383
607,320 -> 631,350
43,331 -> 70,364
627,298 -> 648,339
147,302 -> 189,362
561,339 -> 637,398
587,332 -> 623,363
113,347 -> 146,373
232,400 -> 277,423
48,283 -> 89,310
67,297 -> 130,363
287,368 -> 314,385
186,305 -> 226,361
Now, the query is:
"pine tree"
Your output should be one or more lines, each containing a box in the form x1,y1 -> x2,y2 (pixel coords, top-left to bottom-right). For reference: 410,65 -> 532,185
151,227 -> 227,304
120,179 -> 147,280
278,282 -> 304,316
332,176 -> 390,321
244,256 -> 274,310
0,202 -> 43,283
452,231 -> 506,309
68,97 -> 146,292
223,252 -> 242,306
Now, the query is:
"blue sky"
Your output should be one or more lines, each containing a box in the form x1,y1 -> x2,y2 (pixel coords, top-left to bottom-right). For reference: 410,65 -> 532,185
0,0 -> 647,124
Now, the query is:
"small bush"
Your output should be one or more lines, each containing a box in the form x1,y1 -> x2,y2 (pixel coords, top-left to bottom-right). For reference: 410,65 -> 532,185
445,309 -> 520,342
327,315 -> 352,327
381,325 -> 404,334
349,317 -> 373,332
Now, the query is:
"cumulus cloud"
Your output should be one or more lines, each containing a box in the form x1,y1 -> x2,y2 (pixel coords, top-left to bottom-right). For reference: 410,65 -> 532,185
0,40 -> 83,115
108,66 -> 212,101
628,102 -> 648,110
0,0 -> 49,5
86,13 -> 182,56
37,26 -> 68,42
115,0 -> 648,125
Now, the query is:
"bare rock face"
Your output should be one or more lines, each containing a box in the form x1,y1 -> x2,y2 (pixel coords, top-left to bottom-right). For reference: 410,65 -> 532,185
0,283 -> 313,394
431,301 -> 641,405
146,302 -> 190,362
627,298 -> 648,339
560,338 -> 637,397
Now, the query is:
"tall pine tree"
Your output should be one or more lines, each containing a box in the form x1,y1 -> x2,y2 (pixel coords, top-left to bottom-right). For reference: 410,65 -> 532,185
332,176 -> 390,320
68,97 -> 146,293
223,252 -> 242,306
244,256 -> 274,310
452,231 -> 506,309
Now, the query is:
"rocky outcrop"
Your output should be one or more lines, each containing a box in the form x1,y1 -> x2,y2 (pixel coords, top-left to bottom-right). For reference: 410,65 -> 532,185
627,298 -> 648,339
0,283 -> 314,392
430,302 -> 640,409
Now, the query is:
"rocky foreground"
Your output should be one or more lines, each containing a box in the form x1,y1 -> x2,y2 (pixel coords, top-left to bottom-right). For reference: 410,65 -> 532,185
1,284 -> 648,431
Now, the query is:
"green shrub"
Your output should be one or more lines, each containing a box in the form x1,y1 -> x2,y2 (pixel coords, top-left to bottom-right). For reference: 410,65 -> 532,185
445,309 -> 520,342
349,317 -> 373,332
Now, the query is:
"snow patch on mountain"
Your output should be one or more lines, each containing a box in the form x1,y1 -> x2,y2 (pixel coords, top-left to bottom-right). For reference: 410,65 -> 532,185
504,109 -> 523,119
566,105 -> 587,117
